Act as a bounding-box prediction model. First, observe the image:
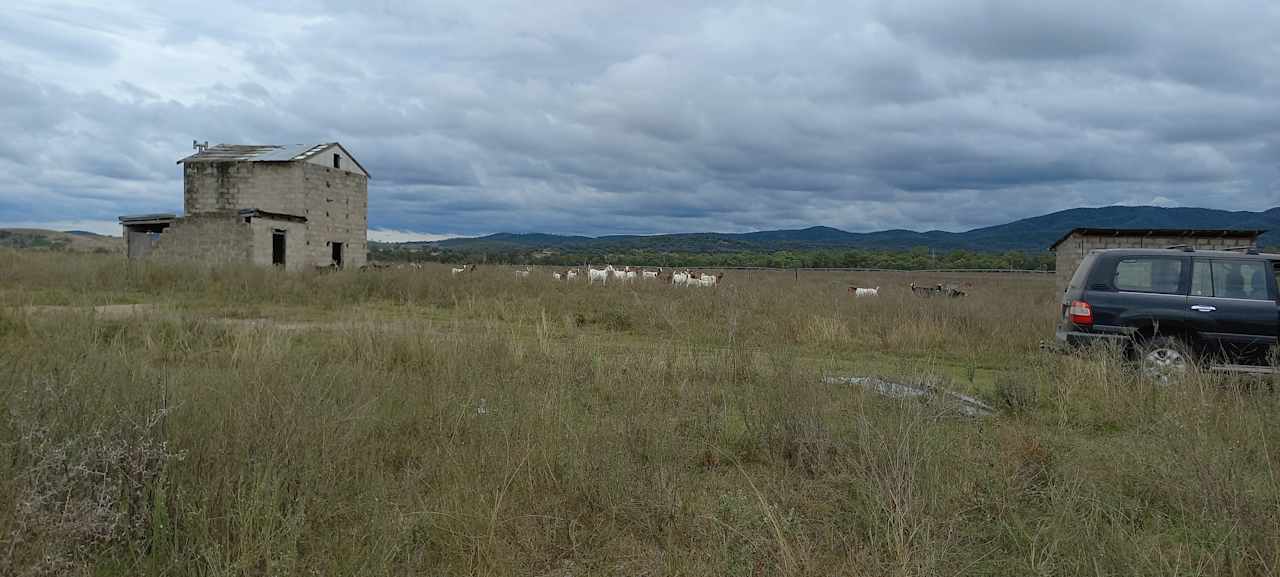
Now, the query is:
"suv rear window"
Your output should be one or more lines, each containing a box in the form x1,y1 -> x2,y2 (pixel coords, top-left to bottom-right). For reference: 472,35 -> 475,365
1067,253 -> 1098,292
1113,257 -> 1183,294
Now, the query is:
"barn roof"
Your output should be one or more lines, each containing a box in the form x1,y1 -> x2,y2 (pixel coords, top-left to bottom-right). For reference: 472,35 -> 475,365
1049,228 -> 1265,250
176,142 -> 369,177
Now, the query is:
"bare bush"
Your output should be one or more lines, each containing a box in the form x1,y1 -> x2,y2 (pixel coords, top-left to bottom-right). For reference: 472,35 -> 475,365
4,385 -> 184,577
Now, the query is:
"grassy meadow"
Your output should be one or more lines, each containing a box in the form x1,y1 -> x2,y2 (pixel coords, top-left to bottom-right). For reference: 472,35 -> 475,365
1,250 -> 1278,576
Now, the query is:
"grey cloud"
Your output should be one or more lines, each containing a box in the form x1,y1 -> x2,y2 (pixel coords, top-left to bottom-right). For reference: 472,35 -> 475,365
2,0 -> 1279,238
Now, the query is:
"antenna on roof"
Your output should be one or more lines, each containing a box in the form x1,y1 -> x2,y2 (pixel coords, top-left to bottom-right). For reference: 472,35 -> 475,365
192,140 -> 209,152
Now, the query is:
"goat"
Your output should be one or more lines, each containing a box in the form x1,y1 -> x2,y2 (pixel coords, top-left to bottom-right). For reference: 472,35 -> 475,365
671,270 -> 690,287
451,264 -> 477,275
553,272 -> 563,280
909,282 -> 935,297
909,282 -> 965,298
849,286 -> 880,297
641,270 -> 659,280
588,265 -> 613,285
514,269 -> 530,278
566,269 -> 578,280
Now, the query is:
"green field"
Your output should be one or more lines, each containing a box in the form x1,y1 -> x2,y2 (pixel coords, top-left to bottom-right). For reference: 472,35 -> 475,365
1,250 -> 1277,576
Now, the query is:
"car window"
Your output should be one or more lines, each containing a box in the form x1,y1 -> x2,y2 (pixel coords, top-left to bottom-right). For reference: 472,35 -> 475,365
1190,260 -> 1213,296
1210,260 -> 1270,300
1275,263 -> 1280,301
1114,257 -> 1183,294
1067,253 -> 1097,291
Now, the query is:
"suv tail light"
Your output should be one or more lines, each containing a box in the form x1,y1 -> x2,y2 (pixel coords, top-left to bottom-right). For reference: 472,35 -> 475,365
1068,300 -> 1093,326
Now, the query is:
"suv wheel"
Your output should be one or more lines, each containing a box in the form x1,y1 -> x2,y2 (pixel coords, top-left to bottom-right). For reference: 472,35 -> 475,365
1138,336 -> 1193,384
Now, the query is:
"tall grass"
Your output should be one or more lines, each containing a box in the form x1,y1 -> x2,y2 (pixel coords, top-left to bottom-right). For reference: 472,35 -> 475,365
1,250 -> 1277,575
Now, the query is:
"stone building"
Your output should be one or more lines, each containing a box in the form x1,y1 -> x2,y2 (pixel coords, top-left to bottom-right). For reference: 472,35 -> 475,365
1049,228 -> 1264,293
119,143 -> 369,271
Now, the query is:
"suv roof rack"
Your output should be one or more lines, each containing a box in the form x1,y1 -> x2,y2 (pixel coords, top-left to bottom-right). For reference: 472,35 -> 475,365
1165,244 -> 1195,252
1224,245 -> 1261,255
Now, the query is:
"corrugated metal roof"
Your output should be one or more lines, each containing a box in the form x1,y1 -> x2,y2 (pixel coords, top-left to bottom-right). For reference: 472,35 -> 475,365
253,143 -> 332,162
175,142 -> 370,178
176,143 -> 335,164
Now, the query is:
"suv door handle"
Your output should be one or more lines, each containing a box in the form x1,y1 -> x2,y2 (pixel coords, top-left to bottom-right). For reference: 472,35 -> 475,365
1190,305 -> 1216,312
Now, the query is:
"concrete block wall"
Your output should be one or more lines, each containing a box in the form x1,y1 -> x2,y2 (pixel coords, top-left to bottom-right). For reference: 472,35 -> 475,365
300,163 -> 368,268
247,217 -> 308,271
1055,233 -> 1259,294
184,162 -> 304,215
148,214 -> 251,265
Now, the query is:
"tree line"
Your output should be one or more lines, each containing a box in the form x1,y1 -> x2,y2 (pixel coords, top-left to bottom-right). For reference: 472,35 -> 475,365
370,244 -> 1056,271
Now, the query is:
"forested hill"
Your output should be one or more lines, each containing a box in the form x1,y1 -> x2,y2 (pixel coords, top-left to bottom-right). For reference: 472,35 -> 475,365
419,205 -> 1280,253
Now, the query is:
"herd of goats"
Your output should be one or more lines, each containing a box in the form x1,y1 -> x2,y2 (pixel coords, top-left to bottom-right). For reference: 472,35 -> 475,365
450,264 -> 726,287
389,263 -> 972,296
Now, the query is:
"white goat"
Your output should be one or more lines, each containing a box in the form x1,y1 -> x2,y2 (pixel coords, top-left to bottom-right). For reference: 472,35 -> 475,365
553,272 -> 563,280
514,269 -> 530,278
566,269 -> 578,280
588,265 -> 613,285
642,270 -> 659,280
693,272 -> 723,287
671,270 -> 690,287
850,286 -> 880,297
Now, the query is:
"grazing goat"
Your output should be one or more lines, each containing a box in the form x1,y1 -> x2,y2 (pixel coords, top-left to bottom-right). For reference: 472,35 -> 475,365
514,269 -> 531,278
689,272 -> 724,287
909,282 -> 966,298
849,286 -> 880,297
642,270 -> 659,280
588,265 -> 613,285
451,264 -> 477,275
566,269 -> 578,280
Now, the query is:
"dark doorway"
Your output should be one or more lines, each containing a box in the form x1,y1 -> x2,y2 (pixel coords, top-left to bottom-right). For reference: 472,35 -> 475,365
331,241 -> 344,269
272,230 -> 286,266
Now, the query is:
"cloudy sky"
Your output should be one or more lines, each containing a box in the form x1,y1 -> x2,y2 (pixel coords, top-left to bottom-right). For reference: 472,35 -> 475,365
2,0 -> 1278,240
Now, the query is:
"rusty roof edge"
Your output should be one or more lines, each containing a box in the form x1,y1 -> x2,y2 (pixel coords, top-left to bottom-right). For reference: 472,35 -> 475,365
1049,227 -> 1266,250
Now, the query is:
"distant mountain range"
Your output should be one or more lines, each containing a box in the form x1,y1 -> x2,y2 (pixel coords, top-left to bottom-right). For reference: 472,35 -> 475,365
417,206 -> 1280,253
0,228 -> 122,253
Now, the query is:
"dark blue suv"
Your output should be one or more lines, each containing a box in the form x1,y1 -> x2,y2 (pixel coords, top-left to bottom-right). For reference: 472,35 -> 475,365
1057,248 -> 1279,374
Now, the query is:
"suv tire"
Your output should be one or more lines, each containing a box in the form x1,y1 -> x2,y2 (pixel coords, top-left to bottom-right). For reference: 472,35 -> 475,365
1137,335 -> 1194,384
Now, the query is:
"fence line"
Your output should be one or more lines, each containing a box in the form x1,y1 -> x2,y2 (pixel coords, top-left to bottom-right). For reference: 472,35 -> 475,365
670,266 -> 1055,274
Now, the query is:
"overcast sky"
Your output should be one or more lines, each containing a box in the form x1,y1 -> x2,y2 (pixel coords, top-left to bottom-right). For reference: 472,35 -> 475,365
2,0 -> 1278,240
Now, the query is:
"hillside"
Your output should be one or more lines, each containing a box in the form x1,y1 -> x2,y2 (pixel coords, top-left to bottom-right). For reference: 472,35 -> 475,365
0,229 -> 123,253
424,206 -> 1280,253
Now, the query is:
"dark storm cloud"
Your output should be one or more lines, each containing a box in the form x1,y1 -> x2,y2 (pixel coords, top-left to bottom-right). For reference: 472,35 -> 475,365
2,0 -> 1279,238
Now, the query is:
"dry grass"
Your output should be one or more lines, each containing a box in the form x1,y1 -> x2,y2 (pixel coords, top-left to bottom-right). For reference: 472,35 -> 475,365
1,250 -> 1277,576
